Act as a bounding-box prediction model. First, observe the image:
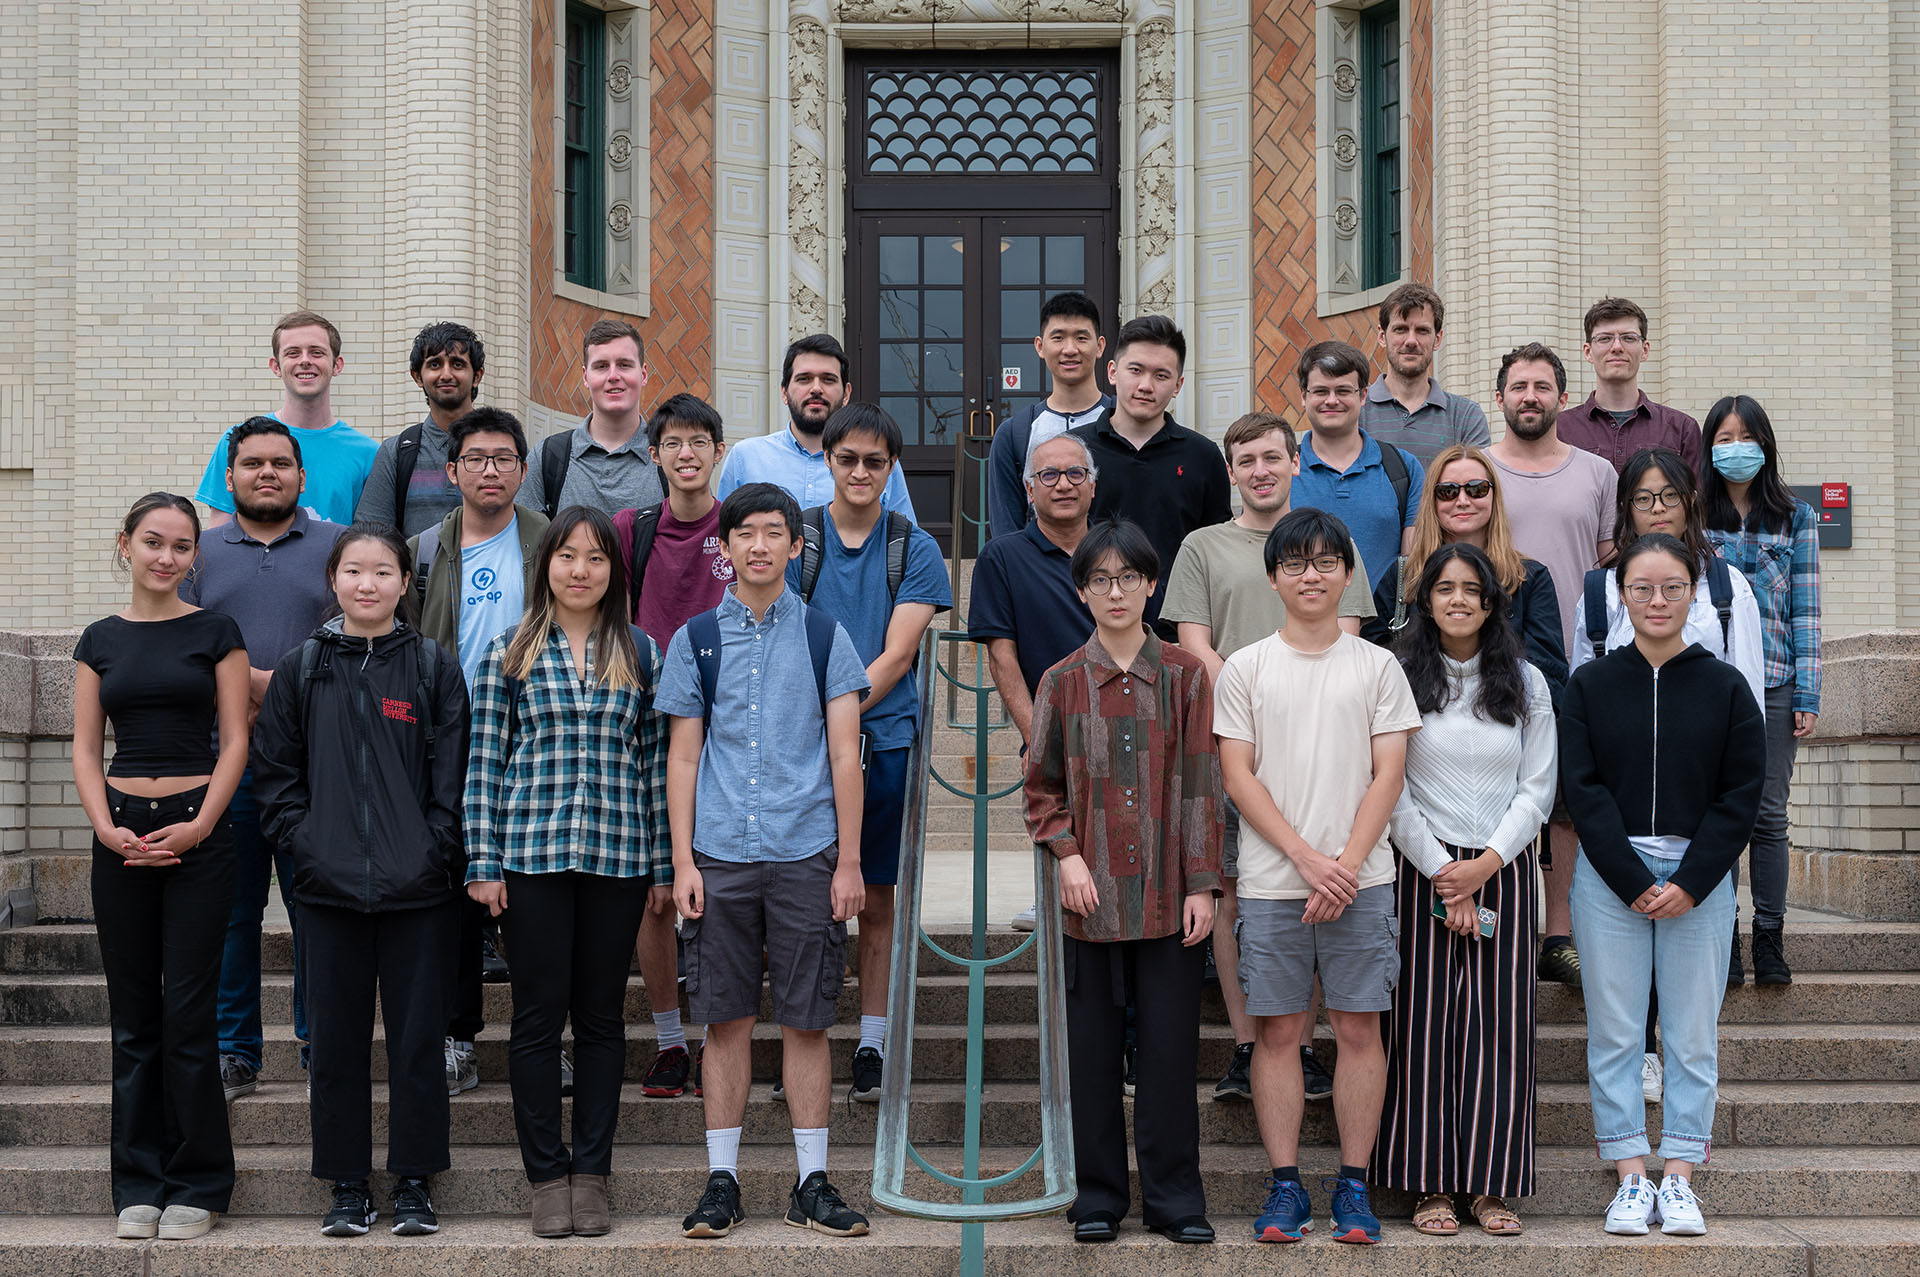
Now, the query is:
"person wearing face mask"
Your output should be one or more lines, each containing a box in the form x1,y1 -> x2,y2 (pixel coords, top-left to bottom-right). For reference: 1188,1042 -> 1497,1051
1698,397 -> 1820,986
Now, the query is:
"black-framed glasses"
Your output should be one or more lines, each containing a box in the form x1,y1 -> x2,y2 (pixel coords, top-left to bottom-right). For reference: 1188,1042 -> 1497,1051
1085,570 -> 1147,595
1631,486 -> 1683,511
1277,554 -> 1345,576
1623,580 -> 1693,603
456,453 -> 523,473
1034,466 -> 1091,487
1434,480 -> 1492,501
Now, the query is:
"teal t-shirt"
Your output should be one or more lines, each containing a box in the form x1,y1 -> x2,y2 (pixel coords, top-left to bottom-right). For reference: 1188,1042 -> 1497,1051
195,415 -> 379,526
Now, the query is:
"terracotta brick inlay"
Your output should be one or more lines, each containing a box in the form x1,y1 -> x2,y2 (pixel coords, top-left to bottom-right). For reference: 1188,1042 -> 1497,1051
530,0 -> 715,413
1252,0 -> 1433,412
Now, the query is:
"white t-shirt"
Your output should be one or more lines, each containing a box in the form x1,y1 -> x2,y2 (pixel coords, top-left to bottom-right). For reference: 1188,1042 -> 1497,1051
455,517 -> 524,689
1490,447 -> 1618,660
1214,631 -> 1423,900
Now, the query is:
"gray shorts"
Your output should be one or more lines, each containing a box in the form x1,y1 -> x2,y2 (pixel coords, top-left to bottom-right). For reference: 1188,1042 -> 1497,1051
1235,884 -> 1399,1015
1222,799 -> 1240,881
683,848 -> 847,1032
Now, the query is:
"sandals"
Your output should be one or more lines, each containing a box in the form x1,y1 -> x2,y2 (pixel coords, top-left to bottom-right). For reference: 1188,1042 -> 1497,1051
1470,1194 -> 1523,1235
1412,1193 -> 1458,1235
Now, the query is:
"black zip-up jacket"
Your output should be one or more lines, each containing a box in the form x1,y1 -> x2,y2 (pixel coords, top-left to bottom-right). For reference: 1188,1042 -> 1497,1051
1559,641 -> 1764,907
253,617 -> 470,913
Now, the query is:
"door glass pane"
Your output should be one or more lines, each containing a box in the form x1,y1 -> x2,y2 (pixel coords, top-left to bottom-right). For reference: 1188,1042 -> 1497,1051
880,397 -> 922,437
878,289 -> 920,340
1000,289 -> 1042,341
926,396 -> 966,442
925,237 -> 964,285
879,236 -> 918,286
923,289 -> 964,340
1045,236 -> 1084,285
1001,236 -> 1041,285
1000,343 -> 1044,400
923,343 -> 966,394
879,343 -> 921,393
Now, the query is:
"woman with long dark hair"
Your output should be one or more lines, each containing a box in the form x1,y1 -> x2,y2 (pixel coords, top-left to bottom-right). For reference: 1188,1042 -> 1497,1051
1376,544 -> 1555,1237
1561,533 -> 1764,1238
75,493 -> 249,1241
1698,397 -> 1819,984
253,523 -> 470,1239
463,506 -> 668,1239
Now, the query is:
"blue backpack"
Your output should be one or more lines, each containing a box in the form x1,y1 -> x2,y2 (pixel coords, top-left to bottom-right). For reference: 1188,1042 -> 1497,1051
684,604 -> 837,728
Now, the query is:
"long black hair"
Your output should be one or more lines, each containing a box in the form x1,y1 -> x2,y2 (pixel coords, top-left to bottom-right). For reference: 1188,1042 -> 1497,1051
1394,543 -> 1530,726
1615,447 -> 1713,571
1700,395 -> 1797,536
503,506 -> 644,692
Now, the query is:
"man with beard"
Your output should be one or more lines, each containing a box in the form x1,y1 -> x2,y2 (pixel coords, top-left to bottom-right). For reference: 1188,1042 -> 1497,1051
1487,341 -> 1617,995
1360,284 -> 1490,466
355,323 -> 487,536
716,334 -> 917,518
181,417 -> 346,1101
524,318 -> 667,518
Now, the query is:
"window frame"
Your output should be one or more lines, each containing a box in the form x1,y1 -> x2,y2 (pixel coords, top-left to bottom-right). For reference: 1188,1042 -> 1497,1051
550,0 -> 651,318
1314,0 -> 1410,318
1359,0 -> 1401,292
563,2 -> 607,291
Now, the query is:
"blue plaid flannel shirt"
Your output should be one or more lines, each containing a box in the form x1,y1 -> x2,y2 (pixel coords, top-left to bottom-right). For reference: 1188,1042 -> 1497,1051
463,626 -> 671,882
1707,500 -> 1821,714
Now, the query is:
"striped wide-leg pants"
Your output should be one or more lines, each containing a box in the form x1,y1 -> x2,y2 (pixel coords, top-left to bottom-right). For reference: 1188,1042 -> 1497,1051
1372,842 -> 1538,1198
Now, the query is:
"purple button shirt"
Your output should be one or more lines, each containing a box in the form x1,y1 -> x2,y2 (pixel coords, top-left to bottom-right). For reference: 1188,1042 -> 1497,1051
1556,391 -> 1702,478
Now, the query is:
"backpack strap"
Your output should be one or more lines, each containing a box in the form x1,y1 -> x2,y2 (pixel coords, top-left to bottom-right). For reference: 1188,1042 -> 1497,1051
802,603 -> 835,716
414,639 -> 439,767
1388,556 -> 1410,634
627,504 -> 663,605
392,422 -> 424,530
628,624 -> 656,697
1375,436 -> 1412,528
1705,554 -> 1733,649
540,431 -> 573,517
1583,567 -> 1611,659
413,524 -> 442,607
884,510 -> 910,602
688,609 -> 723,730
798,506 -> 828,602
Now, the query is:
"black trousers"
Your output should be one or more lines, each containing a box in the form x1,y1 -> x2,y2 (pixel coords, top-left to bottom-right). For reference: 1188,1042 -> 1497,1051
499,869 -> 651,1182
447,894 -> 488,1043
1064,933 -> 1205,1225
91,784 -> 237,1213
301,899 -> 457,1182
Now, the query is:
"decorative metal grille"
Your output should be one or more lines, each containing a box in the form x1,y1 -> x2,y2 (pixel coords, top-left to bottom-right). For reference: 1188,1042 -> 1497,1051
864,68 -> 1102,175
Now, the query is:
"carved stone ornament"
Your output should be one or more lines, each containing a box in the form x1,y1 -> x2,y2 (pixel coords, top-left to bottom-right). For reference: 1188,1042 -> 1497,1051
834,0 -> 961,19
1334,200 -> 1359,237
608,202 -> 633,236
608,132 -> 633,167
609,61 -> 633,100
1334,131 -> 1358,167
1332,60 -> 1358,99
788,18 -> 832,334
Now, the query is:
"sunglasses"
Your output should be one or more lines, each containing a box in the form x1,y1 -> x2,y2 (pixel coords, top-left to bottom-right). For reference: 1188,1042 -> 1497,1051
1434,480 -> 1492,501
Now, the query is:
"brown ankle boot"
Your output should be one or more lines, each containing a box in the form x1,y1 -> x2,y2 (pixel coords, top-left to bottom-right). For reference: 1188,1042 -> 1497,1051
570,1173 -> 611,1236
531,1176 -> 573,1237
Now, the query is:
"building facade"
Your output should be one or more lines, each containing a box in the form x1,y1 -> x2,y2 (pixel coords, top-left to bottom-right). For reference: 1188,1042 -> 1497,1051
1,0 -> 1914,633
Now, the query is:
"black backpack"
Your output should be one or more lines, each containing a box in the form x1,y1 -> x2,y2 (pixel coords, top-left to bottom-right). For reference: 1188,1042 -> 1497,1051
289,635 -> 440,768
797,506 -> 910,604
624,503 -> 664,605
1583,556 -> 1732,658
392,422 -> 426,529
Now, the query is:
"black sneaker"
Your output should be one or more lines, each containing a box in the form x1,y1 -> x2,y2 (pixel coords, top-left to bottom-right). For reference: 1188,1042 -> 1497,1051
1538,938 -> 1583,989
480,926 -> 510,983
786,1170 -> 870,1236
1213,1042 -> 1253,1101
1752,926 -> 1793,986
321,1180 -> 376,1236
1123,1043 -> 1137,1098
390,1177 -> 438,1235
219,1054 -> 258,1102
1728,931 -> 1746,988
643,1045 -> 693,1097
1301,1046 -> 1333,1101
682,1169 -> 745,1238
1201,937 -> 1219,985
772,1078 -> 786,1102
850,1046 -> 883,1102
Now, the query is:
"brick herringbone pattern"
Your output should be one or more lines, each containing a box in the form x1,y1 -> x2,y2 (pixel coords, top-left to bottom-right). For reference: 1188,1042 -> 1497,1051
1252,0 -> 1434,411
529,0 -> 714,413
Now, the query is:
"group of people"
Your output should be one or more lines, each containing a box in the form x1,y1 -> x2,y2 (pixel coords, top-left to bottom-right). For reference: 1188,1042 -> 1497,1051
986,287 -> 1817,1244
74,281 -> 1818,1248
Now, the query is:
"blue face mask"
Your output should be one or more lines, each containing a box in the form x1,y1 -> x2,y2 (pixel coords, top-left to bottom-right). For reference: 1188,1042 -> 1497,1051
1711,441 -> 1766,483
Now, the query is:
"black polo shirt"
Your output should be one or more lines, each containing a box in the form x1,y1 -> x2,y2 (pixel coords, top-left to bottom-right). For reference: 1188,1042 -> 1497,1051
966,519 -> 1096,695
1069,411 -> 1232,632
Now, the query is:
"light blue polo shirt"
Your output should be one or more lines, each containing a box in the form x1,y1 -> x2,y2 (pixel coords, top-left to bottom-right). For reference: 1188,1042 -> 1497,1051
195,414 -> 378,526
1291,430 -> 1426,592
715,426 -> 918,521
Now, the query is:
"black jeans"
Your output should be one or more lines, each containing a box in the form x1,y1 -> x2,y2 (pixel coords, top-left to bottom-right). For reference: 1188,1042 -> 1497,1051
301,899 -> 458,1182
447,894 -> 489,1043
91,783 -> 237,1213
498,869 -> 650,1182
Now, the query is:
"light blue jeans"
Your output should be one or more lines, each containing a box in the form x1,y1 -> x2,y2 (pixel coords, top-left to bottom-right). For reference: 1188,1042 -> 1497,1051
1572,848 -> 1735,1163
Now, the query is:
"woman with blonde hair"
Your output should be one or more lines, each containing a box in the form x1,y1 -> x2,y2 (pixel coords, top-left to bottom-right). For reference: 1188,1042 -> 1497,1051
1368,445 -> 1567,702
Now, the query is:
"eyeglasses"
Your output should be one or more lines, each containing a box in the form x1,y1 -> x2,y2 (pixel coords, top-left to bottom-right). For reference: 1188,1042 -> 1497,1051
456,453 -> 522,473
656,437 -> 714,454
1631,486 -> 1684,511
1033,466 -> 1091,488
1434,480 -> 1492,501
1589,332 -> 1645,349
1085,570 -> 1147,595
1277,554 -> 1346,576
830,450 -> 893,472
1624,580 -> 1693,603
1303,385 -> 1362,402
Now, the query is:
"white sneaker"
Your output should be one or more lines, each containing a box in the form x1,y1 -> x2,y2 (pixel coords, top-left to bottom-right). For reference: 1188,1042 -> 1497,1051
1604,1174 -> 1659,1235
1011,905 -> 1037,932
1642,1052 -> 1664,1102
156,1204 -> 217,1240
1657,1173 -> 1706,1235
445,1037 -> 479,1095
116,1204 -> 161,1238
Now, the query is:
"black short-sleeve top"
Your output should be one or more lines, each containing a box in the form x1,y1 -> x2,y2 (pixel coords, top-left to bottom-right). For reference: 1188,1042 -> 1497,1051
74,610 -> 245,778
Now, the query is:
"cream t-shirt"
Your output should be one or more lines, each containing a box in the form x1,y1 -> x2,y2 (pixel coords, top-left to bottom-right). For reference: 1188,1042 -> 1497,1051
1213,630 -> 1423,900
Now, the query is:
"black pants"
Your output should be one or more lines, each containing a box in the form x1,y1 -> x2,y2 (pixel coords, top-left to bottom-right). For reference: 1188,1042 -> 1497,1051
498,869 -> 650,1182
91,783 -> 237,1213
1064,933 -> 1205,1226
301,899 -> 457,1182
447,895 -> 488,1043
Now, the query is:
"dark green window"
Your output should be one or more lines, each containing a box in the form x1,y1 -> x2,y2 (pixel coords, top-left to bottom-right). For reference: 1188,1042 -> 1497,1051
1360,1 -> 1401,290
564,3 -> 606,290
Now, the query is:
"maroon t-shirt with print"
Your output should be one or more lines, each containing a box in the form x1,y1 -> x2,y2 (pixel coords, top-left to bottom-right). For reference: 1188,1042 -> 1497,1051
615,502 -> 735,650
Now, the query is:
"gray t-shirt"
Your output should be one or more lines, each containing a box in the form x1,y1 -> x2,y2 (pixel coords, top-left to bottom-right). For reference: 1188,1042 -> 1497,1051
524,416 -> 664,517
1160,520 -> 1375,660
178,508 -> 347,668
1490,447 -> 1618,659
355,418 -> 464,538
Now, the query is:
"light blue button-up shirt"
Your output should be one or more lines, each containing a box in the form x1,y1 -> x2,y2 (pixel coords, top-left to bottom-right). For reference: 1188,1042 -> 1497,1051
715,425 -> 918,521
653,585 -> 871,862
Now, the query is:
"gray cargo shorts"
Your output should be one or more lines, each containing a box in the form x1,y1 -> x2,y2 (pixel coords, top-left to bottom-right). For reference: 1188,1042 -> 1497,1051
1235,883 -> 1399,1016
682,847 -> 847,1032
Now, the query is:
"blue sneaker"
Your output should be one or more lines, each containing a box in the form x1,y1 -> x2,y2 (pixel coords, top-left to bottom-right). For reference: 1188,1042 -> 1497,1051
1253,1175 -> 1312,1242
1325,1176 -> 1381,1244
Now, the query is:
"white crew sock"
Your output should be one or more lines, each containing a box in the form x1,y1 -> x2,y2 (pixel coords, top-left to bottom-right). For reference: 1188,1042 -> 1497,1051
654,1009 -> 686,1053
705,1126 -> 742,1179
794,1127 -> 829,1180
858,1015 -> 887,1055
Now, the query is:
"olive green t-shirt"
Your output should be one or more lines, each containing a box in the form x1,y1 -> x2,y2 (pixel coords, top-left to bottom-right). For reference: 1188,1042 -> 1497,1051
1160,520 -> 1375,661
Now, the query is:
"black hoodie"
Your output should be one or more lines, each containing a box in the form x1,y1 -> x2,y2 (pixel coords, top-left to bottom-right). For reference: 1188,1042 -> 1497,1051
1558,640 -> 1765,907
253,617 -> 470,913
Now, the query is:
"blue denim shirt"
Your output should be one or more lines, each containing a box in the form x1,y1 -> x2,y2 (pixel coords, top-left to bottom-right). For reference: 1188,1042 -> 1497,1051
715,426 -> 918,520
654,585 -> 871,862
